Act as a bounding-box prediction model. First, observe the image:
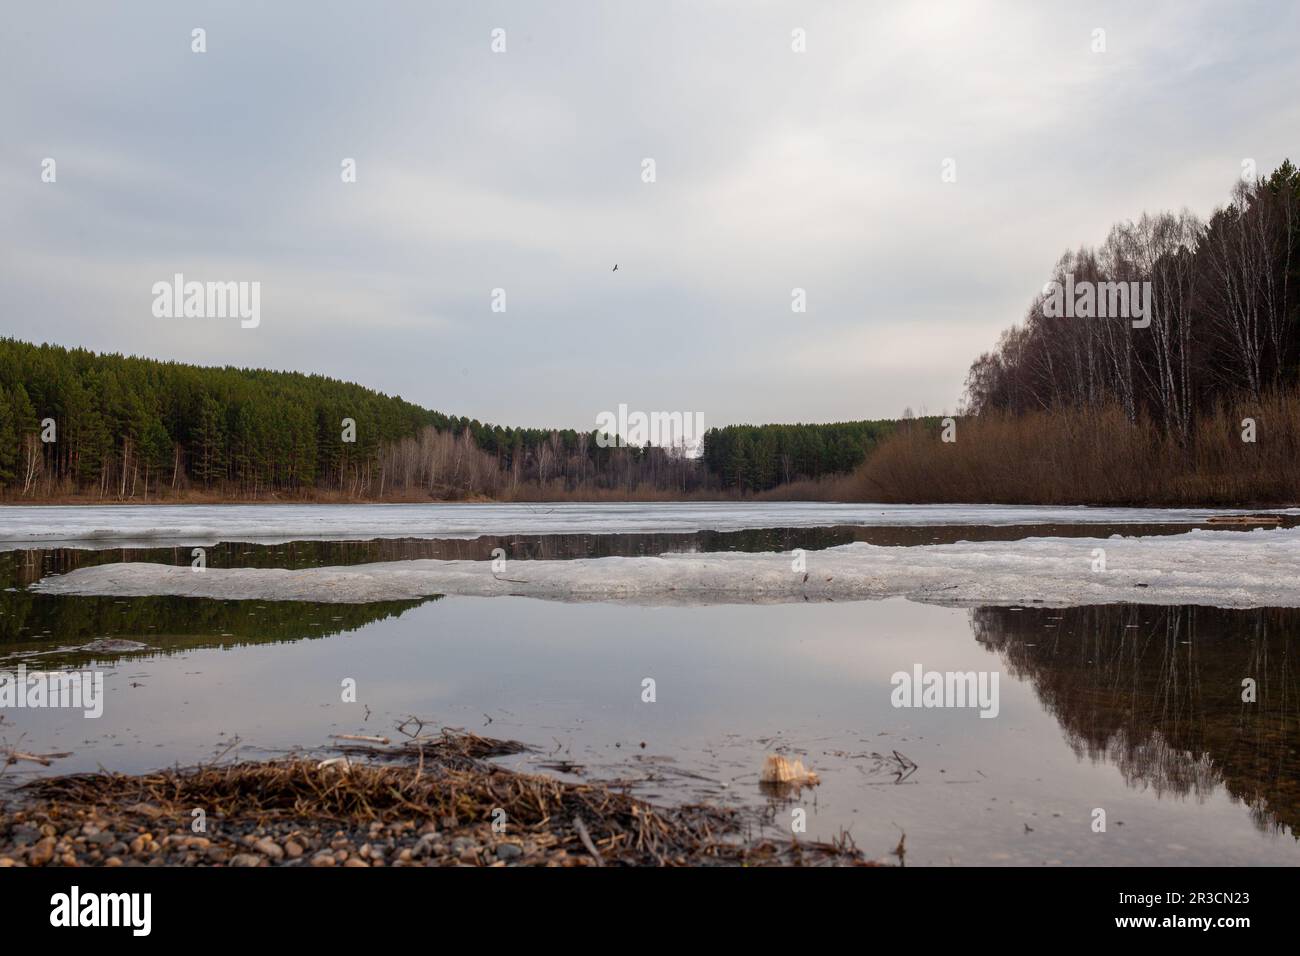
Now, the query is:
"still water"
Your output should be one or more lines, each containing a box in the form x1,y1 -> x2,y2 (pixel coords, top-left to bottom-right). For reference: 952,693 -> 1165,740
1,507 -> 1297,867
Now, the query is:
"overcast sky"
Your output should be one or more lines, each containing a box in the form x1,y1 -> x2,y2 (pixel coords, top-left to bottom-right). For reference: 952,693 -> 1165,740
3,1 -> 1298,431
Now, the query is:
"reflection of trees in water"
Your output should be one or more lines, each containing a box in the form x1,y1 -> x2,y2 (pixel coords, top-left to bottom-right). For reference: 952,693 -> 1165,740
1102,728 -> 1218,801
971,604 -> 1300,838
0,590 -> 433,665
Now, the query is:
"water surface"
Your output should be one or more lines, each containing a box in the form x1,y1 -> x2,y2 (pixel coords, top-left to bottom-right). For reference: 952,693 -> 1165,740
2,504 -> 1296,867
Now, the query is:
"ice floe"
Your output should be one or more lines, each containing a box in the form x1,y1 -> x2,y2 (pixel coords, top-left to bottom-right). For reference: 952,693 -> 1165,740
30,526 -> 1300,609
2,502 -> 1295,549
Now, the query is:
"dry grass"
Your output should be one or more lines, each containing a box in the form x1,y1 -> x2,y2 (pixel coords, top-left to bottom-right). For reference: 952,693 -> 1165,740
14,729 -> 870,867
850,391 -> 1300,506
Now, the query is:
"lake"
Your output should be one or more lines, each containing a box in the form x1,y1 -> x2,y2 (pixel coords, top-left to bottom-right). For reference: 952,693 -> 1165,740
2,502 -> 1298,866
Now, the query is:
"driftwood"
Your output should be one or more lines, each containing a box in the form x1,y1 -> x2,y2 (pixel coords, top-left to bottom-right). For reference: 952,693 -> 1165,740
4,749 -> 73,767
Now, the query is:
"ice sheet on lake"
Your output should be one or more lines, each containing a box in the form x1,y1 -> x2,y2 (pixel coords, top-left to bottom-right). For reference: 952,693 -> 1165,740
31,527 -> 1300,609
2,502 -> 1295,548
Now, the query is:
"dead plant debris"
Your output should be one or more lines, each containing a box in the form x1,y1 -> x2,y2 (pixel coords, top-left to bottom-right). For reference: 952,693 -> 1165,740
0,727 -> 873,868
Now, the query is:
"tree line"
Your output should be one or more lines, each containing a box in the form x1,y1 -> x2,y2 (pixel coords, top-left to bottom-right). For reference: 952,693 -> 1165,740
700,421 -> 895,492
0,338 -> 895,499
964,160 -> 1300,442
844,158 -> 1300,506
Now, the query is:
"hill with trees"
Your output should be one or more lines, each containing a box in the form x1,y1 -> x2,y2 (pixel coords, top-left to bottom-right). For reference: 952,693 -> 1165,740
0,338 -> 897,501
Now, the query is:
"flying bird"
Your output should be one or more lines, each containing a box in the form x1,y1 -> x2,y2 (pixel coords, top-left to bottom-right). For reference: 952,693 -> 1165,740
612,264 -> 618,272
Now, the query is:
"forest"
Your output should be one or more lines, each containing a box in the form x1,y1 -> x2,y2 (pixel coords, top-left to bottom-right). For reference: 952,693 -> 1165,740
0,337 -> 895,500
851,159 -> 1300,505
963,160 -> 1299,432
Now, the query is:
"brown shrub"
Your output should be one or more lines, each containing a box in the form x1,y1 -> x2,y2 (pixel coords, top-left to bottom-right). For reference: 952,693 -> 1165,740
849,391 -> 1300,506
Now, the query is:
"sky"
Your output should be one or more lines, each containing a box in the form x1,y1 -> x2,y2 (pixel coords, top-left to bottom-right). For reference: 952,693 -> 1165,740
3,1 -> 1298,432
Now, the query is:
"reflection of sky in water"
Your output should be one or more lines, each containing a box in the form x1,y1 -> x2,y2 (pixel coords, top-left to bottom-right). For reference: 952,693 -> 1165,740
4,595 -> 1298,867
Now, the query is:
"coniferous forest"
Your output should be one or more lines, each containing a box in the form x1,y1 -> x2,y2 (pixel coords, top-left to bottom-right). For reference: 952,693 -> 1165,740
0,337 -> 896,500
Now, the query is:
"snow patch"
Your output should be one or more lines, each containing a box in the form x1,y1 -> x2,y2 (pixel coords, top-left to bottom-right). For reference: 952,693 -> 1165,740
1,502 -> 1294,548
30,527 -> 1300,609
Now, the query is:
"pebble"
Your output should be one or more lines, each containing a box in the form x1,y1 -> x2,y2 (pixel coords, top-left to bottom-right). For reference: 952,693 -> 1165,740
28,838 -> 56,866
254,838 -> 284,861
10,825 -> 40,846
1,757 -> 840,868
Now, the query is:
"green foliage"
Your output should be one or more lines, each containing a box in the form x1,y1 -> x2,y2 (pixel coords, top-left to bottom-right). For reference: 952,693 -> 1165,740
701,420 -> 896,492
0,337 -> 454,494
0,338 -> 900,496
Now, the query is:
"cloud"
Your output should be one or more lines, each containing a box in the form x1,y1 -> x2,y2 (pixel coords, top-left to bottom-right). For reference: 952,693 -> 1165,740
2,0 -> 1296,428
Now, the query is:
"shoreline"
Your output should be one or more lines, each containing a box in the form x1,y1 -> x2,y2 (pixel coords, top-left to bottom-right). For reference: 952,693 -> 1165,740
4,492 -> 1298,508
0,729 -> 869,868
